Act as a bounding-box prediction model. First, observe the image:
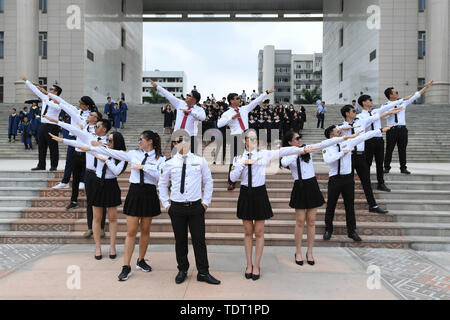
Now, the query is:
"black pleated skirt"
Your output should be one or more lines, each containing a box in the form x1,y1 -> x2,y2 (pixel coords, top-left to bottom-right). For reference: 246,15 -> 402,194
91,177 -> 122,208
289,177 -> 325,209
237,185 -> 273,221
123,183 -> 162,217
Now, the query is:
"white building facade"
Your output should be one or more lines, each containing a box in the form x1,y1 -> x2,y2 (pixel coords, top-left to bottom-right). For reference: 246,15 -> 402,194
322,0 -> 450,105
0,0 -> 143,105
142,70 -> 186,103
259,45 -> 322,104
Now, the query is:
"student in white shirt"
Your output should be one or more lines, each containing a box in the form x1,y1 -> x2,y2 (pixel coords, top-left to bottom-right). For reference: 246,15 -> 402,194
229,130 -> 319,280
281,130 -> 361,266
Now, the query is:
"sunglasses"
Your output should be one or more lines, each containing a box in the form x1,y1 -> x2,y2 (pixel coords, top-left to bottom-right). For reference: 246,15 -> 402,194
138,138 -> 143,143
247,137 -> 257,142
107,138 -> 113,143
295,136 -> 302,141
90,112 -> 98,117
186,94 -> 192,98
95,124 -> 102,128
232,97 -> 241,101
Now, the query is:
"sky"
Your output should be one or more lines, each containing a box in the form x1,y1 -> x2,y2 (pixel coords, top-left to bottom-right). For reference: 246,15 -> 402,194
143,22 -> 323,100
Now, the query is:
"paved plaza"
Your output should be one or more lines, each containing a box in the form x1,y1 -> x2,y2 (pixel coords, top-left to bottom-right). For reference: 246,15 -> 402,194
0,244 -> 449,300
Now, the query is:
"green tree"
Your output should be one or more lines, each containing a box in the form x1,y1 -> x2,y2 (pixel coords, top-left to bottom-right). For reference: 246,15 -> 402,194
143,88 -> 168,104
294,88 -> 321,104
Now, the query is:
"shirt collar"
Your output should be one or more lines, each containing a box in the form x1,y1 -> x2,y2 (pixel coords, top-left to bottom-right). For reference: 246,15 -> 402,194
142,149 -> 155,157
175,152 -> 192,159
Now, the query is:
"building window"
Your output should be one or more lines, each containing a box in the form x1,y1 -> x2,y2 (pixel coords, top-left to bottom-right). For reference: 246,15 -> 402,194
339,63 -> 343,82
0,0 -> 4,13
370,50 -> 376,62
339,28 -> 344,47
121,63 -> 125,81
38,77 -> 47,91
339,93 -> 343,99
0,32 -> 4,59
39,32 -> 47,59
121,0 -> 126,14
87,49 -> 94,62
121,28 -> 126,47
341,0 -> 344,13
0,77 -> 3,103
419,0 -> 426,12
418,31 -> 426,59
39,0 -> 47,13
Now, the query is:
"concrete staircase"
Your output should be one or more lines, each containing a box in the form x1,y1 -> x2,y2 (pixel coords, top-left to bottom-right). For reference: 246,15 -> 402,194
0,169 -> 449,250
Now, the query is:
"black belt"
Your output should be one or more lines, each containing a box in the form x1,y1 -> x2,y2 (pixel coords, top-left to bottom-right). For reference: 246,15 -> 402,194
393,125 -> 406,128
171,199 -> 202,207
331,173 -> 353,179
352,151 -> 365,156
74,151 -> 85,156
86,169 -> 96,173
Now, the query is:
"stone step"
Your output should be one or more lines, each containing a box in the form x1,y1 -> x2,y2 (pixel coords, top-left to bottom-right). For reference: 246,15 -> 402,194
9,218 -> 450,237
1,230 -> 449,249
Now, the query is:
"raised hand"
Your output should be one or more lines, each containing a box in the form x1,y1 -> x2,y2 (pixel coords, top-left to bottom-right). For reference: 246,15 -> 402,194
382,125 -> 394,133
43,115 -> 58,124
183,109 -> 192,115
20,74 -> 27,82
48,132 -> 63,142
267,86 -> 275,94
343,149 -> 352,155
419,80 -> 434,95
149,79 -> 158,88
347,130 -> 364,139
389,107 -> 404,115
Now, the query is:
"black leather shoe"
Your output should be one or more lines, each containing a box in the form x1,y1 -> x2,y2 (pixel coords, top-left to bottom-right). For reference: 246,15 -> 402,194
323,231 -> 332,240
175,271 -> 187,284
197,273 -> 221,285
227,183 -> 235,191
348,232 -> 362,242
295,253 -> 303,266
383,168 -> 390,174
31,167 -> 45,171
49,167 -> 57,171
369,206 -> 388,214
401,169 -> 411,175
377,183 -> 391,192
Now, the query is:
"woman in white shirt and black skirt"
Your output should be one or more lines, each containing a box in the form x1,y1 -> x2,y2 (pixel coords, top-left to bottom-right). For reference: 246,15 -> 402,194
85,130 -> 164,281
229,129 -> 318,280
281,130 -> 361,266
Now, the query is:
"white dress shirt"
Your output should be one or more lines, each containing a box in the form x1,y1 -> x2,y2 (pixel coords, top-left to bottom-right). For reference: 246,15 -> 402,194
323,130 -> 383,177
156,86 -> 206,136
49,93 -> 90,134
281,137 -> 345,180
337,114 -> 380,152
217,92 -> 269,135
94,157 -> 126,179
59,121 -> 107,170
385,92 -> 421,126
25,80 -> 61,125
92,148 -> 165,186
358,99 -> 404,132
158,152 -> 213,209
230,147 -> 305,187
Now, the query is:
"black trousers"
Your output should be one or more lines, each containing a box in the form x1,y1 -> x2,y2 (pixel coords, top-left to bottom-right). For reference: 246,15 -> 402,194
228,135 -> 238,185
37,123 -> 60,169
168,202 -> 209,274
325,174 -> 356,234
317,114 -> 325,129
70,152 -> 86,203
365,137 -> 385,184
84,170 -> 106,230
352,153 -> 377,208
384,126 -> 408,171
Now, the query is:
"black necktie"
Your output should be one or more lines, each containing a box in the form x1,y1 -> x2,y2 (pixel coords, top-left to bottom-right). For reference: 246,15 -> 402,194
248,153 -> 252,188
337,144 -> 341,176
394,106 -> 398,123
140,153 -> 149,185
42,103 -> 48,116
101,157 -> 112,185
296,155 -> 303,186
93,137 -> 101,168
180,155 -> 187,194
368,111 -> 375,130
351,123 -> 357,151
80,110 -> 83,116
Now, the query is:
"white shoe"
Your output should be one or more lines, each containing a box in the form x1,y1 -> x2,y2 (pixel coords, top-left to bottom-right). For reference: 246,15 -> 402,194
79,182 -> 85,190
52,182 -> 70,189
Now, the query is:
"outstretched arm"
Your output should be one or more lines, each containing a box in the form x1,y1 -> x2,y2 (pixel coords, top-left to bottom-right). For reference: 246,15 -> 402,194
149,78 -> 182,108
91,146 -> 132,162
243,86 -> 275,113
21,75 -> 46,101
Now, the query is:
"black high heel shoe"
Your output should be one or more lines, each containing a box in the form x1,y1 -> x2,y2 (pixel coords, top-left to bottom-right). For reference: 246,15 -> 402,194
245,265 -> 253,279
295,253 -> 303,266
109,254 -> 117,259
306,251 -> 315,266
95,254 -> 102,260
252,268 -> 260,281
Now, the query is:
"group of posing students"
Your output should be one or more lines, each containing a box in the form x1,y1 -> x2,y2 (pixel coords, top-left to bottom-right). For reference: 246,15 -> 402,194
21,74 -> 434,284
8,103 -> 41,149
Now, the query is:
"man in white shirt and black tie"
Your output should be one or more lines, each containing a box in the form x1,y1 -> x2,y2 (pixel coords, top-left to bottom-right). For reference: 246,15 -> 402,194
21,74 -> 62,171
159,134 -> 220,285
149,79 -> 206,154
383,80 -> 434,174
218,86 -> 275,190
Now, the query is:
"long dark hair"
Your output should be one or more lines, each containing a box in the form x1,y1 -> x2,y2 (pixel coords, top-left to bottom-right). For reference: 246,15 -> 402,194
141,130 -> 161,159
282,130 -> 310,163
110,131 -> 128,174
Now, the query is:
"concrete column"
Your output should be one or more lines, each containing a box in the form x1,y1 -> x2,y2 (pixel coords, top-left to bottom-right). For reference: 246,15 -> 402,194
426,0 -> 449,104
14,0 -> 39,103
262,45 -> 275,103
